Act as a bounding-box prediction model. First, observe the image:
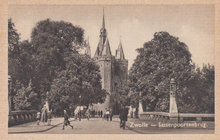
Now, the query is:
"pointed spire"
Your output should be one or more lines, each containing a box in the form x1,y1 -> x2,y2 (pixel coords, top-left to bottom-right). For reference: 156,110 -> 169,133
116,39 -> 125,60
94,8 -> 109,58
102,8 -> 105,29
99,8 -> 107,48
101,38 -> 111,56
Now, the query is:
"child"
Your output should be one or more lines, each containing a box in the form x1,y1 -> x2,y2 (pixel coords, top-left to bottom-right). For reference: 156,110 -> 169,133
62,110 -> 73,130
36,112 -> 41,125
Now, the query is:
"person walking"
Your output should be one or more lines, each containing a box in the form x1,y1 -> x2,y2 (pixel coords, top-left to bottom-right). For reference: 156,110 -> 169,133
119,108 -> 123,128
98,110 -> 100,117
105,109 -> 110,121
120,106 -> 128,130
79,110 -> 82,121
62,110 -> 73,130
41,105 -> 48,125
92,110 -> 95,118
109,109 -> 113,121
74,107 -> 78,120
100,110 -> 103,118
85,109 -> 90,120
36,111 -> 41,125
47,110 -> 52,126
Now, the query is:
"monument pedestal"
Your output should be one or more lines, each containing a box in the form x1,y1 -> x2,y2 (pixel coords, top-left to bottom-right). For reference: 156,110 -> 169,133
169,78 -> 179,124
169,113 -> 178,123
138,100 -> 143,119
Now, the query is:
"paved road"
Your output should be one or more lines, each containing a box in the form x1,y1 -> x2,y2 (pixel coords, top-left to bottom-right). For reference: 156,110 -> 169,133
43,118 -> 136,134
9,117 -> 214,134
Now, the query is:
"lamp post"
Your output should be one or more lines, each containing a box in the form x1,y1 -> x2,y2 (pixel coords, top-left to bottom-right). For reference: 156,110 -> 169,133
8,75 -> 12,115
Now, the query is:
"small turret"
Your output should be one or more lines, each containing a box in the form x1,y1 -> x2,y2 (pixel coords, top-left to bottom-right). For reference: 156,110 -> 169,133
115,40 -> 125,60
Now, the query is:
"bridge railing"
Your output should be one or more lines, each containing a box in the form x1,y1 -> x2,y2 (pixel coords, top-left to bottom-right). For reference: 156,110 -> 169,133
139,112 -> 214,123
178,113 -> 214,123
139,112 -> 170,122
8,110 -> 37,127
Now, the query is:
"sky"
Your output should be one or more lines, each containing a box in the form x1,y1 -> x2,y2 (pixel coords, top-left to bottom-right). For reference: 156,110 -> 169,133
8,5 -> 214,69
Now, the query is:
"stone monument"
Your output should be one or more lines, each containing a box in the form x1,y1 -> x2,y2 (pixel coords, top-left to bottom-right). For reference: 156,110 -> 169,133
169,78 -> 178,123
138,92 -> 143,118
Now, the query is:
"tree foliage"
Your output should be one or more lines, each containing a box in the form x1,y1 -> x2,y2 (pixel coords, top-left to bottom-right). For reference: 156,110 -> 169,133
8,19 -> 19,52
8,19 -> 39,110
49,54 -> 107,115
13,80 -> 39,110
129,32 -> 214,113
8,19 -> 107,113
30,19 -> 84,97
178,64 -> 215,113
110,82 -> 130,108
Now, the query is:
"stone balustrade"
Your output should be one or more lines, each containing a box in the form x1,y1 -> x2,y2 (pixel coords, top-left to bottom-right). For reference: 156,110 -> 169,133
138,79 -> 214,124
139,112 -> 170,122
139,112 -> 214,123
8,110 -> 37,127
178,113 -> 214,123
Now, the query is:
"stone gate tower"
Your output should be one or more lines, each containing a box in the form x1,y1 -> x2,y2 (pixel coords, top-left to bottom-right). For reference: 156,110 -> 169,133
92,10 -> 128,114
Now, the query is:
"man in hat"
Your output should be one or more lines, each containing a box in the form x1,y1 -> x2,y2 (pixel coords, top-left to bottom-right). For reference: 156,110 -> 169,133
62,110 -> 73,130
119,106 -> 128,130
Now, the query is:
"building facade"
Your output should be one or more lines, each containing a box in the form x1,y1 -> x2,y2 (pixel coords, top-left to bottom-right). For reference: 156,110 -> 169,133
86,11 -> 128,114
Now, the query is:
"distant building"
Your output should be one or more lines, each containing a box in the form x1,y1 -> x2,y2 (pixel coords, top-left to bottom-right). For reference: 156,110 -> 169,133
85,10 -> 128,114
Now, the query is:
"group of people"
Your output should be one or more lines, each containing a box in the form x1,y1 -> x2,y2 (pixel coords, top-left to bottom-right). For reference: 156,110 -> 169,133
62,106 -> 129,130
36,105 -> 129,130
104,109 -> 113,121
36,105 -> 52,126
80,109 -> 104,120
90,110 -> 104,118
74,108 -> 105,120
103,106 -> 129,130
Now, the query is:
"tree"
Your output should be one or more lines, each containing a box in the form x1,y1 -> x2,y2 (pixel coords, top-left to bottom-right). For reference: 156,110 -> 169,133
110,82 -> 130,106
109,81 -> 133,115
49,53 -> 107,115
201,64 -> 214,113
29,19 -> 84,105
8,18 -> 20,86
13,80 -> 39,110
8,19 -> 19,52
129,32 -> 194,112
8,19 -> 35,110
178,64 -> 215,113
8,19 -> 86,111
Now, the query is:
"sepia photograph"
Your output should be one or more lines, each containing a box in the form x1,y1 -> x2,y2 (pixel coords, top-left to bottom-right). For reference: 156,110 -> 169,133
7,4 -> 215,134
